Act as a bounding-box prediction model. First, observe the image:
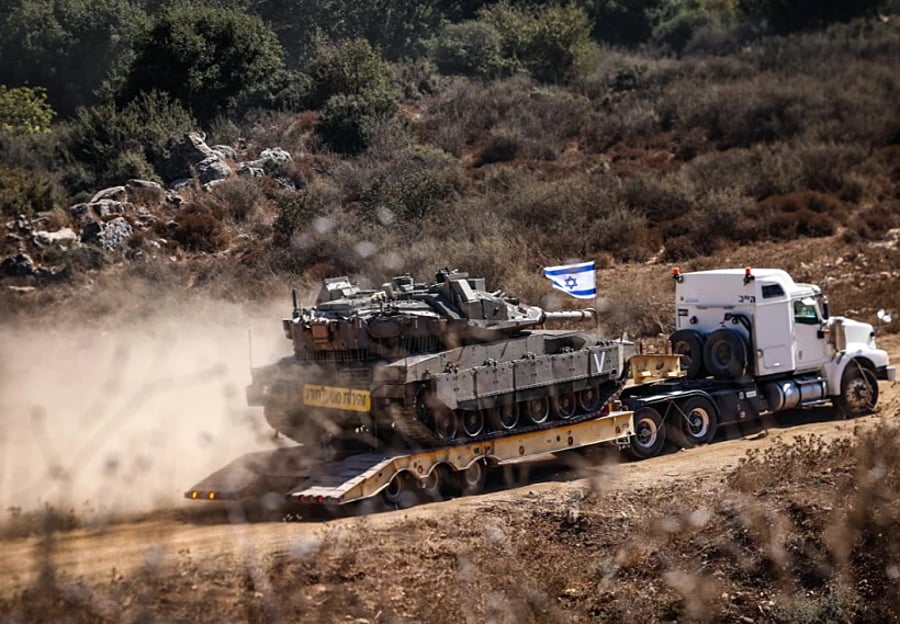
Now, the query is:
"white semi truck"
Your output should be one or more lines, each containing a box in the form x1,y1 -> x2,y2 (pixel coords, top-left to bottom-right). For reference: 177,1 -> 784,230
621,267 -> 896,458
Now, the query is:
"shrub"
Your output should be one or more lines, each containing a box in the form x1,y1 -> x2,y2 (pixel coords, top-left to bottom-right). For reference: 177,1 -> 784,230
317,93 -> 396,154
751,191 -> 843,241
121,5 -> 285,123
0,86 -> 55,133
307,38 -> 396,109
432,20 -> 510,79
479,2 -> 597,83
0,164 -> 66,218
843,202 -> 900,242
68,91 -> 195,189
360,145 -> 465,221
170,206 -> 227,252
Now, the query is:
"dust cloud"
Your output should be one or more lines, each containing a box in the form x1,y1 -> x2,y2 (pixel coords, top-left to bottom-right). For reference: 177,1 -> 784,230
0,298 -> 292,516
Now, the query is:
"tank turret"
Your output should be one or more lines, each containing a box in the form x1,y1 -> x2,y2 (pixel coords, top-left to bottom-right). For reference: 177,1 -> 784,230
248,270 -> 632,452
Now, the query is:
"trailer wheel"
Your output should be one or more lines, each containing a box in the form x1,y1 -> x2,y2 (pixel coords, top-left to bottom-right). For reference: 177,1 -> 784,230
488,402 -> 518,431
419,465 -> 446,501
553,391 -> 577,420
524,397 -> 551,424
451,460 -> 488,496
834,364 -> 879,419
670,329 -> 706,379
383,473 -> 417,509
578,386 -> 601,412
625,407 -> 666,460
676,396 -> 718,446
703,329 -> 748,379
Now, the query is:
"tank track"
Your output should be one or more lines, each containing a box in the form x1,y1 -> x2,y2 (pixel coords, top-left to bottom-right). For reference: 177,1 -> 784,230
389,381 -> 624,449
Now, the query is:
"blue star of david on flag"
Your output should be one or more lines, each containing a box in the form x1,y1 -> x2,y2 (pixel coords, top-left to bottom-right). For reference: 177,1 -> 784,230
543,261 -> 596,299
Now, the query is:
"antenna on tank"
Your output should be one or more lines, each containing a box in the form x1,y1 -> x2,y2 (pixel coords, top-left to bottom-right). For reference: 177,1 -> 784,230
248,327 -> 254,373
292,288 -> 300,318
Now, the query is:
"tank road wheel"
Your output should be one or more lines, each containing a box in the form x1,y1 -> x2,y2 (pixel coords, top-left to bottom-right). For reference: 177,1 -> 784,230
834,364 -> 879,419
676,396 -> 718,447
703,329 -> 748,379
450,460 -> 488,496
524,397 -> 551,425
578,386 -> 602,412
488,402 -> 519,432
433,408 -> 459,442
553,391 -> 578,420
461,410 -> 486,438
625,406 -> 666,460
670,329 -> 707,379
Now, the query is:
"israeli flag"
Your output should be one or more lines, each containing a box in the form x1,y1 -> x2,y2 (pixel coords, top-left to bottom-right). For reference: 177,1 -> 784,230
543,261 -> 597,299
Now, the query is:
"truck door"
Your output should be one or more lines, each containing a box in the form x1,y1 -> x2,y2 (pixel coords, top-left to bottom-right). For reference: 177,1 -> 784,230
754,302 -> 794,375
792,297 -> 828,372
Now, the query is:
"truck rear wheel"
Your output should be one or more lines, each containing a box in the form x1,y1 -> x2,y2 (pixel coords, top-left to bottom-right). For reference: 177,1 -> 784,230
625,406 -> 666,459
676,396 -> 718,446
834,364 -> 879,419
670,329 -> 706,379
703,329 -> 748,379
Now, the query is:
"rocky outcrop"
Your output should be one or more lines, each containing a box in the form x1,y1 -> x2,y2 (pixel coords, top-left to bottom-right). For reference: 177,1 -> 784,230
34,228 -> 78,246
81,217 -> 134,251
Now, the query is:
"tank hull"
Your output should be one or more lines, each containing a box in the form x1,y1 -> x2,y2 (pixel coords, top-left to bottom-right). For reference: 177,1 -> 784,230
248,330 -> 634,450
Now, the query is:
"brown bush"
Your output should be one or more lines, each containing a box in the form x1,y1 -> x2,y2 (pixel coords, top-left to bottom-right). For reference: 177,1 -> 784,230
170,206 -> 227,252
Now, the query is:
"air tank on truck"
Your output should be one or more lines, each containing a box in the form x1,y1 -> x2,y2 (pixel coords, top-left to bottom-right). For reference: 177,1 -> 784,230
622,267 -> 896,459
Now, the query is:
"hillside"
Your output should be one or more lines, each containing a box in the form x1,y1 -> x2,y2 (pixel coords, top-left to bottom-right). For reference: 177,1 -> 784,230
1,2 -> 900,623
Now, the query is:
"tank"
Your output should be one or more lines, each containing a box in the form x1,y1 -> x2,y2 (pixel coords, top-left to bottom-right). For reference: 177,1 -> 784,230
247,269 -> 634,452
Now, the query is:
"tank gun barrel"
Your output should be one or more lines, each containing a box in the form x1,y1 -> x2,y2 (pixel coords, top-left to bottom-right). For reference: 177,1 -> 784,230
541,309 -> 595,323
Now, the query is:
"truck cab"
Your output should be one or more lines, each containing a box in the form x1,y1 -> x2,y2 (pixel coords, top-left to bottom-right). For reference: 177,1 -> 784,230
670,267 -> 894,408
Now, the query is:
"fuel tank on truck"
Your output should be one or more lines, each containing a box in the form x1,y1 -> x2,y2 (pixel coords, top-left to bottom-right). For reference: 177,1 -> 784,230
247,269 -> 635,452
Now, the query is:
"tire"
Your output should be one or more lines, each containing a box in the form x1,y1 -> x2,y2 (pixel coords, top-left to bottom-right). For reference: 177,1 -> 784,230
383,473 -> 417,509
419,465 -> 447,501
676,396 -> 718,446
703,328 -> 748,379
833,364 -> 879,419
670,329 -> 706,379
625,406 -> 667,460
450,460 -> 488,496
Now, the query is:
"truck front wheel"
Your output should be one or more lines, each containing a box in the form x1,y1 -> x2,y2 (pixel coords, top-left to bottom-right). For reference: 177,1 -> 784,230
834,364 -> 879,419
626,407 -> 666,460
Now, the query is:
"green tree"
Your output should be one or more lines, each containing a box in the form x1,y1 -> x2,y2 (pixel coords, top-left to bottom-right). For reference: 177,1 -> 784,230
0,0 -> 147,118
737,0 -> 889,32
120,5 -> 284,123
432,20 -> 511,78
306,39 -> 398,153
480,2 -> 596,83
247,0 -> 442,62
0,86 -> 55,133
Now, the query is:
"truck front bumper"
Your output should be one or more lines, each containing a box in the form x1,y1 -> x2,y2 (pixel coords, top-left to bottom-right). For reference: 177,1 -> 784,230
877,365 -> 897,382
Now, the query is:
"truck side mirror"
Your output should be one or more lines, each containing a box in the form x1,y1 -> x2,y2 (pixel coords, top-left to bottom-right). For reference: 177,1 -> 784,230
821,300 -> 829,319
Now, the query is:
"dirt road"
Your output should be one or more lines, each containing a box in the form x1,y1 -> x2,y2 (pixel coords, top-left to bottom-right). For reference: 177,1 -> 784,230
2,335 -> 896,602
